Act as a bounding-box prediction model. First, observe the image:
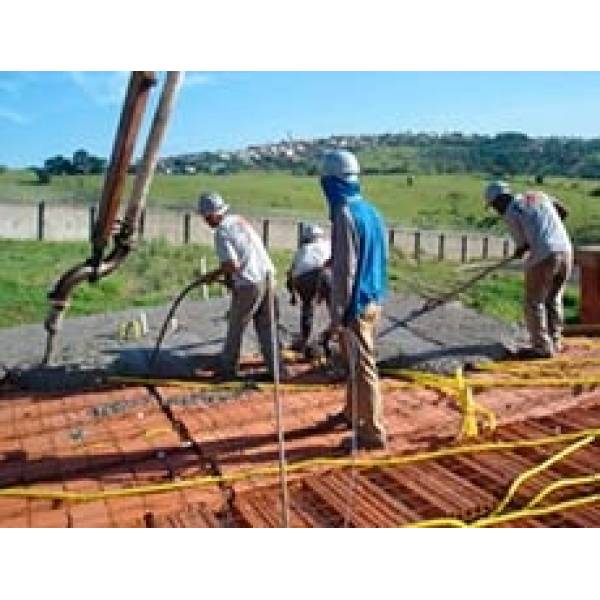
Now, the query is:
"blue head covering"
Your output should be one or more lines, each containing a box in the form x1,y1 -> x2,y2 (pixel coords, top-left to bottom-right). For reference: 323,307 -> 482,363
320,175 -> 362,219
320,175 -> 388,324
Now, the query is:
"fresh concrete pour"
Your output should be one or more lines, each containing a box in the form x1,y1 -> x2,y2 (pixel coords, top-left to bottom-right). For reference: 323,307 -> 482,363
0,292 -> 525,392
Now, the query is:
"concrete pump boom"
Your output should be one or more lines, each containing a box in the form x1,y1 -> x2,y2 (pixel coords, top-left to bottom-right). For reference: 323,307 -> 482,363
42,71 -> 183,365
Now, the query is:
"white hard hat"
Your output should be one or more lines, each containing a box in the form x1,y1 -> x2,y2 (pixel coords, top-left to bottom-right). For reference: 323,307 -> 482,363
321,149 -> 360,181
484,181 -> 512,204
301,223 -> 324,243
197,192 -> 229,216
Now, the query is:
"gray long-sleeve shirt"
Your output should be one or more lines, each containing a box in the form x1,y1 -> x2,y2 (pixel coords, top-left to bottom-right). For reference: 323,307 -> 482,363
330,204 -> 359,327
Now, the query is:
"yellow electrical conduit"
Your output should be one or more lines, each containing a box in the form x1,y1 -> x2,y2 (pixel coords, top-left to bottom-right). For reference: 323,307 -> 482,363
491,434 -> 596,515
475,356 -> 600,373
381,367 -> 600,392
526,472 -> 600,509
1,426 -> 599,503
111,366 -> 600,397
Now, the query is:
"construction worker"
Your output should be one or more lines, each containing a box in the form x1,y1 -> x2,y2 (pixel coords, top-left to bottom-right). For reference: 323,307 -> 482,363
197,192 -> 285,380
484,181 -> 573,359
286,224 -> 332,354
319,149 -> 388,450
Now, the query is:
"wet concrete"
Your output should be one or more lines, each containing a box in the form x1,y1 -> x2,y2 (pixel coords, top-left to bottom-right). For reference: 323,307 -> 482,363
0,292 -> 525,392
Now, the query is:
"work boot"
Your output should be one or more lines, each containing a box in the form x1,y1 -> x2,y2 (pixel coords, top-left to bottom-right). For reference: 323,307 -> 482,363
319,410 -> 353,430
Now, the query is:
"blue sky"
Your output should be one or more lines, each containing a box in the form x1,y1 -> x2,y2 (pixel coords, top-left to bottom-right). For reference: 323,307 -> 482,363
1,71 -> 600,167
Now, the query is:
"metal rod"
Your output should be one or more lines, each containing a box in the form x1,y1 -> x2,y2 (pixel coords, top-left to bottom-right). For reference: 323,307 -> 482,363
343,327 -> 359,528
268,272 -> 290,527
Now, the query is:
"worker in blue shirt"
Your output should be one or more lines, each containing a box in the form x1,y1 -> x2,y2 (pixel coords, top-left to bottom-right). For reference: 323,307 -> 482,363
320,149 -> 388,450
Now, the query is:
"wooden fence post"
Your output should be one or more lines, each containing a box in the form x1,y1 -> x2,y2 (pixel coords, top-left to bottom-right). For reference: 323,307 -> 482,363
183,212 -> 191,244
414,231 -> 421,261
262,219 -> 270,249
37,201 -> 45,241
438,233 -> 445,262
388,228 -> 395,249
89,205 -> 96,242
139,209 -> 146,240
461,235 -> 468,263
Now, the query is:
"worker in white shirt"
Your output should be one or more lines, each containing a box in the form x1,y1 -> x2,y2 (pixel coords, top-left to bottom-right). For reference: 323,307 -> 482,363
484,181 -> 573,359
197,191 -> 286,380
286,224 -> 332,353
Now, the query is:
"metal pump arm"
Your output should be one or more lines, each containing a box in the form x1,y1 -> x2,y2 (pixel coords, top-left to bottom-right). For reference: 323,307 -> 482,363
42,71 -> 183,365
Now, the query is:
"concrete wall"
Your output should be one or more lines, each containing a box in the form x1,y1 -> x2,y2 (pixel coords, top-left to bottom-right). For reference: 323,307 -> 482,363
0,201 -> 513,260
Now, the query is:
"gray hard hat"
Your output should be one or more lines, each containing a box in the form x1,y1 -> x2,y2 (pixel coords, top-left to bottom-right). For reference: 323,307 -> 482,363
301,223 -> 325,243
484,181 -> 512,204
321,149 -> 360,181
197,192 -> 229,216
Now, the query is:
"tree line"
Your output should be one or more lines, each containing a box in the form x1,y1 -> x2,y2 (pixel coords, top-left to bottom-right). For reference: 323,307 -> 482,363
32,149 -> 107,183
29,132 -> 600,182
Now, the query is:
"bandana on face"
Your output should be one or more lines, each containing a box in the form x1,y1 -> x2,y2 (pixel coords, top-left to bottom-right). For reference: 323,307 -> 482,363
320,175 -> 362,219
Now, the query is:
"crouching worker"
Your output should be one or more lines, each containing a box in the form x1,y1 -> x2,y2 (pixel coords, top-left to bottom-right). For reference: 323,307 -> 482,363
320,150 -> 388,451
484,181 -> 573,359
197,192 -> 286,380
286,224 -> 332,354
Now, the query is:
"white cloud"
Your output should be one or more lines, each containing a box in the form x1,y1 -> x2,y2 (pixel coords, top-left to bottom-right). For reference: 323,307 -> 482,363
183,72 -> 216,87
70,71 -> 129,106
0,107 -> 28,125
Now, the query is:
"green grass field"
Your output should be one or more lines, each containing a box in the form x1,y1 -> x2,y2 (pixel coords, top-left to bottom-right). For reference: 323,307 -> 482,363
2,169 -> 600,242
0,239 -> 579,330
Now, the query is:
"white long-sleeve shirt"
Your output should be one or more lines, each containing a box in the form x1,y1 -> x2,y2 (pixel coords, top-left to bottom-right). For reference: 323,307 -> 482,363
504,191 -> 572,268
290,238 -> 331,278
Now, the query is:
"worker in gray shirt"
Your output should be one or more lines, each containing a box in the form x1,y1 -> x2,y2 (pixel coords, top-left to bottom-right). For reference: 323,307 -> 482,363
197,192 -> 285,380
485,181 -> 573,359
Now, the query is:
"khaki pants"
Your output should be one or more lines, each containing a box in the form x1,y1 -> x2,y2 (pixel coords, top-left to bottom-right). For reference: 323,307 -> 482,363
221,280 -> 278,377
525,251 -> 572,355
340,304 -> 386,445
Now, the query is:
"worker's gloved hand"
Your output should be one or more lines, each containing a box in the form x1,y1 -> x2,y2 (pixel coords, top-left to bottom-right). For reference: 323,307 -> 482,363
513,244 -> 530,259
